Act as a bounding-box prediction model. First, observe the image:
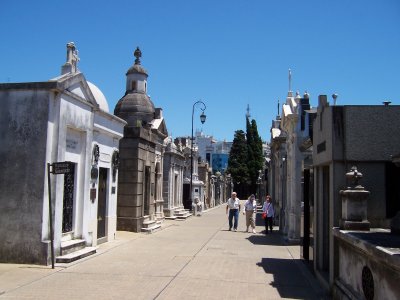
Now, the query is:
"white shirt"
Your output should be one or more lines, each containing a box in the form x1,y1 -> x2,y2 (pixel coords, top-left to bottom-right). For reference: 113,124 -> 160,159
227,197 -> 240,209
243,199 -> 257,212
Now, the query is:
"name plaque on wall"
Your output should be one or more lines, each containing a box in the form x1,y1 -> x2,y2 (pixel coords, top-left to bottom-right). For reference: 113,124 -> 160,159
100,152 -> 111,163
90,188 -> 97,201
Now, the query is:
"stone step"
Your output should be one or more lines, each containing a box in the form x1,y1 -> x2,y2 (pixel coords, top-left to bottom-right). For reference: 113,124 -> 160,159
142,219 -> 156,228
176,212 -> 192,220
60,239 -> 86,255
141,223 -> 161,234
56,247 -> 97,264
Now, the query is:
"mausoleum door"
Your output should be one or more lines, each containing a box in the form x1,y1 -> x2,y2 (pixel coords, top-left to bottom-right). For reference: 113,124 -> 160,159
144,166 -> 150,216
97,168 -> 107,239
62,163 -> 75,233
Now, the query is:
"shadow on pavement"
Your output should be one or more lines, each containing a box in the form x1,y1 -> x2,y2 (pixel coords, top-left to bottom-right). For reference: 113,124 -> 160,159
246,233 -> 287,246
257,257 -> 329,300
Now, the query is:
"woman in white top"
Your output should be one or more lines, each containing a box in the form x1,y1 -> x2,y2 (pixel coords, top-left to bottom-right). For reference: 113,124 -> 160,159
243,194 -> 257,233
262,195 -> 275,234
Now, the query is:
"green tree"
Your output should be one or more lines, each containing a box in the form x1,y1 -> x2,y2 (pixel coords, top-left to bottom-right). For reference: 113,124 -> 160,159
246,117 -> 264,195
226,130 -> 248,198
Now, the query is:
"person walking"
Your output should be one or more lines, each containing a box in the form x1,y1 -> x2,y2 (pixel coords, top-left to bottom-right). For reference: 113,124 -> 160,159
243,194 -> 257,233
262,195 -> 275,234
226,192 -> 241,231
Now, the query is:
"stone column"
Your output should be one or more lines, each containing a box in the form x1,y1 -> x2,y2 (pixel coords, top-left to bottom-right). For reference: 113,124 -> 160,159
339,166 -> 370,231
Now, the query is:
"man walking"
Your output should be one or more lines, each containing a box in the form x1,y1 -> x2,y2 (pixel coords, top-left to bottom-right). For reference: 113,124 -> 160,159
226,192 -> 241,231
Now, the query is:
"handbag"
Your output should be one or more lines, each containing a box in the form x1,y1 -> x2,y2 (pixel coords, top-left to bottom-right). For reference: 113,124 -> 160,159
262,212 -> 267,219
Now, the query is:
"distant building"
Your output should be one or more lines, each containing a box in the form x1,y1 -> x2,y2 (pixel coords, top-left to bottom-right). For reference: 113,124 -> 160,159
174,137 -> 205,210
162,137 -> 191,219
195,130 -> 232,174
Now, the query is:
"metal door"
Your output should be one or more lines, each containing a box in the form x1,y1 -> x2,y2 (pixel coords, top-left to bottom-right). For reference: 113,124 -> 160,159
62,163 -> 75,233
97,168 -> 107,239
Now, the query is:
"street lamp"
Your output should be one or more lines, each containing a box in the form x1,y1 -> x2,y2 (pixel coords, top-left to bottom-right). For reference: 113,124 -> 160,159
256,169 -> 262,204
225,173 -> 232,200
190,100 -> 206,210
215,171 -> 221,205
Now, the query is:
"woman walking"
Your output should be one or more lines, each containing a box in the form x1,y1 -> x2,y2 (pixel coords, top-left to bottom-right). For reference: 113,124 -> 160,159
262,195 -> 275,234
243,194 -> 257,233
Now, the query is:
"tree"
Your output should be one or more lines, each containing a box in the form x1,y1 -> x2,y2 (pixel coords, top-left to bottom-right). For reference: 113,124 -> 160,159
226,130 -> 248,198
246,117 -> 264,195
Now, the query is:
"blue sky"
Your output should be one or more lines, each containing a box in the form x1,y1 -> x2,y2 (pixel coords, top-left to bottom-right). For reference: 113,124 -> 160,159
1,0 -> 399,142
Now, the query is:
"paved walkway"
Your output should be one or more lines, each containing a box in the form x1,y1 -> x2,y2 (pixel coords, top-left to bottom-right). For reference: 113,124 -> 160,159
0,204 -> 329,299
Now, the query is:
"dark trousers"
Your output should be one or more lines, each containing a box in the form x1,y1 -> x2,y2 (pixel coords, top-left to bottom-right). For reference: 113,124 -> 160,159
228,209 -> 239,230
264,216 -> 273,233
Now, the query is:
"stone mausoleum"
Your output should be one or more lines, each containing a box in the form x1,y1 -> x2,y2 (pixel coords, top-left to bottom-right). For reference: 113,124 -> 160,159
115,47 -> 168,232
0,42 -> 126,264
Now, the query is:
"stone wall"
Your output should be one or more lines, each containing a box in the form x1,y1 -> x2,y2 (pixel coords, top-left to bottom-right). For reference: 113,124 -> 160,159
333,229 -> 400,300
0,90 -> 50,264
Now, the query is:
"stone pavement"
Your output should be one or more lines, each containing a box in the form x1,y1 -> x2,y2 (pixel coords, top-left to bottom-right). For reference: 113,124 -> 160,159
0,204 -> 329,299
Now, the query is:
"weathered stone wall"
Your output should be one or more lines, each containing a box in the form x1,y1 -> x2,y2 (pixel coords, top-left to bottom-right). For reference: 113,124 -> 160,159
0,90 -> 50,264
344,106 -> 400,161
117,127 -> 156,232
333,229 -> 400,300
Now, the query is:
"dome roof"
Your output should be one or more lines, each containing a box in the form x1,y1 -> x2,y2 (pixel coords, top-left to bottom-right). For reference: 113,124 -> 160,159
114,92 -> 155,125
126,64 -> 148,76
87,81 -> 109,112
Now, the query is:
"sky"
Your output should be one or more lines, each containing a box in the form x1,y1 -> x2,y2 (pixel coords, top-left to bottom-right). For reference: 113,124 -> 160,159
1,0 -> 399,142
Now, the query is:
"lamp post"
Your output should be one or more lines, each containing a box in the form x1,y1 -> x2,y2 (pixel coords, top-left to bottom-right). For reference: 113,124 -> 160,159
225,173 -> 232,201
215,171 -> 221,205
256,170 -> 262,204
190,100 -> 206,211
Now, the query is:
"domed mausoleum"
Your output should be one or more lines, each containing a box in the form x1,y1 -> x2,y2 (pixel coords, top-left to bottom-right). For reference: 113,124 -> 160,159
115,47 -> 168,232
0,42 -> 126,264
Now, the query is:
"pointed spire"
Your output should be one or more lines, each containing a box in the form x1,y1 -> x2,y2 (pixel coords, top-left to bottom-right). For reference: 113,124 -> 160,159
288,69 -> 293,97
134,47 -> 142,65
246,104 -> 251,119
277,99 -> 280,117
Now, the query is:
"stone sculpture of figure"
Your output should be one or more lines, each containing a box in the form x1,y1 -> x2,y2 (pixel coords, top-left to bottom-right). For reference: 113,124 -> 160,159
66,42 -> 76,64
61,42 -> 80,75
65,42 -> 79,72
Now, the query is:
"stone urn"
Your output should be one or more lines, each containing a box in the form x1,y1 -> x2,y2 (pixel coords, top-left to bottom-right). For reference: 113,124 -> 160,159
339,166 -> 370,231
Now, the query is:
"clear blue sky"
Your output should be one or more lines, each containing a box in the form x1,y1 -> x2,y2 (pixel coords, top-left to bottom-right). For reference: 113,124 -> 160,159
1,0 -> 399,142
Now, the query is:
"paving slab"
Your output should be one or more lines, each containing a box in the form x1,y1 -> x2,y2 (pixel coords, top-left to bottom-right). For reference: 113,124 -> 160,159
0,203 -> 329,299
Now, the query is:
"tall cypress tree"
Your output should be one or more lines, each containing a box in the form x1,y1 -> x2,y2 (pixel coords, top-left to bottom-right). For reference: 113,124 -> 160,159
246,118 -> 264,195
226,130 -> 248,198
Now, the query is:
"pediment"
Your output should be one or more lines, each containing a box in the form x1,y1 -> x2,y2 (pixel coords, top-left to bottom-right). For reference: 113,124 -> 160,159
56,73 -> 97,106
151,117 -> 168,138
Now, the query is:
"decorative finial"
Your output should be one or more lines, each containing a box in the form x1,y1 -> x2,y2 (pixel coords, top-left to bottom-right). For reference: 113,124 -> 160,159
383,100 -> 391,106
288,69 -> 292,92
332,93 -> 338,105
346,166 -> 364,189
134,47 -> 142,65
